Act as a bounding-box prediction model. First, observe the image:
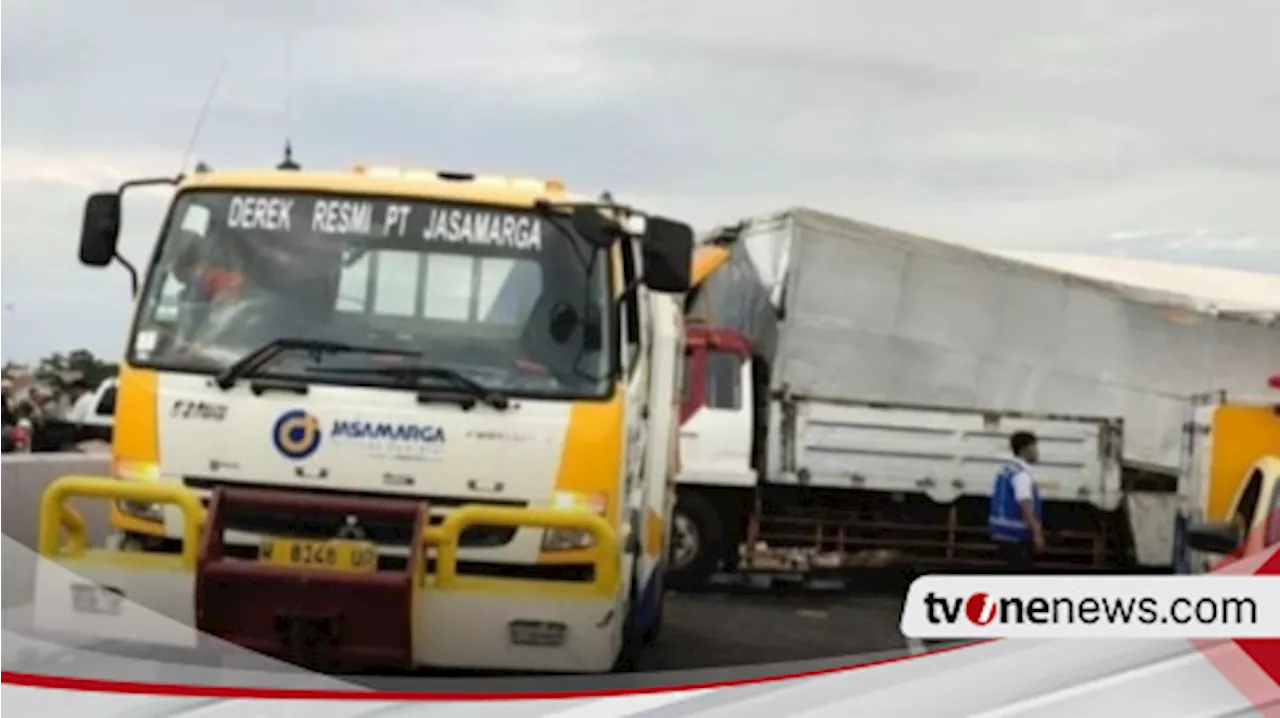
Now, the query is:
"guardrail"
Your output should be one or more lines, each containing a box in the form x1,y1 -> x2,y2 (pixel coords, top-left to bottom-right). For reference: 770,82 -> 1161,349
2,453 -> 112,493
2,450 -> 110,464
3,453 -> 114,551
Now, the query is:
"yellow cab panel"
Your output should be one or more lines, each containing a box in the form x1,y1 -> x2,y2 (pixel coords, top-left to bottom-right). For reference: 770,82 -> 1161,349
1205,402 -> 1280,522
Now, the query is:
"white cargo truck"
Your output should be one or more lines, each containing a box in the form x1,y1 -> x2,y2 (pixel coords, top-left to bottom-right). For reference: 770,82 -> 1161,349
670,208 -> 1280,585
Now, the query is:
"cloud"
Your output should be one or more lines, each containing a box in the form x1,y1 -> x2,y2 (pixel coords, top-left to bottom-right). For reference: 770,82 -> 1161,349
301,3 -> 623,105
3,0 -> 1279,361
2,147 -> 183,191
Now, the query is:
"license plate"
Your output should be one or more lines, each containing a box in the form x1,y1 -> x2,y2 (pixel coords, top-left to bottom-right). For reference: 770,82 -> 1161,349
259,538 -> 379,573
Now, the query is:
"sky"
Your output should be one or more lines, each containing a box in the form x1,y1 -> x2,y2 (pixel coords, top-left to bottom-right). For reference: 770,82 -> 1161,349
3,0 -> 1279,362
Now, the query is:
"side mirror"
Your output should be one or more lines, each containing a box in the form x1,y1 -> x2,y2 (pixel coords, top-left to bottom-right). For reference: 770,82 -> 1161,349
570,206 -> 615,250
640,216 -> 694,293
80,193 -> 122,267
1186,521 -> 1242,555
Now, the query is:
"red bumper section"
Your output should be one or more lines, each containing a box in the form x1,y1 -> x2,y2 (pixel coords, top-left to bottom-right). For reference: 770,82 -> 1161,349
194,487 -> 427,672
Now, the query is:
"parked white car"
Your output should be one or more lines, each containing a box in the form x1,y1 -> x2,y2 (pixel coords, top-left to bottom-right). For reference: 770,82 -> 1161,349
67,377 -> 116,444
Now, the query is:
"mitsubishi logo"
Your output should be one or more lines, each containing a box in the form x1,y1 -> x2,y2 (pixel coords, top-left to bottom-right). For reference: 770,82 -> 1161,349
335,514 -> 367,541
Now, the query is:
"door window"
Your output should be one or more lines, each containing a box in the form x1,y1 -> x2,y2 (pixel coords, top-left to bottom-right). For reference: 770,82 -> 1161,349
1232,469 -> 1263,536
94,385 -> 117,416
704,351 -> 743,410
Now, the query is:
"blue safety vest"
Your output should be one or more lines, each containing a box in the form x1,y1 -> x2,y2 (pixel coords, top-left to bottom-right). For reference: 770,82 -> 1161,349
988,460 -> 1043,544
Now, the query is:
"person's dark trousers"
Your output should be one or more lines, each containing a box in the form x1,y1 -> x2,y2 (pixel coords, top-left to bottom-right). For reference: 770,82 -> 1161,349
995,540 -> 1035,573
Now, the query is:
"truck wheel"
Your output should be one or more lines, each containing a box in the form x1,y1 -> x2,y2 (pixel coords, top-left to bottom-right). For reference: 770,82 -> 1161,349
667,490 -> 723,590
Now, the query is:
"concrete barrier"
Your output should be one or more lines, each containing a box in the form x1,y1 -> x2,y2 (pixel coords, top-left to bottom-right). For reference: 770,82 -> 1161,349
3,453 -> 115,610
2,452 -> 112,549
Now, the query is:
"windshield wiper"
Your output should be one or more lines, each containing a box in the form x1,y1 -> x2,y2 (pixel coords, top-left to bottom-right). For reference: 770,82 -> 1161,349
214,338 -> 422,391
311,364 -> 511,411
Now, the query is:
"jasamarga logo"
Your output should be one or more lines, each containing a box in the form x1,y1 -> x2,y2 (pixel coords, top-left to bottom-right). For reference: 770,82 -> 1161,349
331,420 -> 446,443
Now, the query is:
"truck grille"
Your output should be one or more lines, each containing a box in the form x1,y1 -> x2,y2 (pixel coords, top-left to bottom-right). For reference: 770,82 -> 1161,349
182,477 -> 524,548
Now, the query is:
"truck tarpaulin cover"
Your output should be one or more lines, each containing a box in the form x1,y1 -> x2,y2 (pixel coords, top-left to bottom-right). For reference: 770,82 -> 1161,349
696,208 -> 1280,473
687,225 -> 780,369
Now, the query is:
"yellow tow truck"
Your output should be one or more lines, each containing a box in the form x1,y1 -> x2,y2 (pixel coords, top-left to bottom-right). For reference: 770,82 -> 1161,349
35,153 -> 698,673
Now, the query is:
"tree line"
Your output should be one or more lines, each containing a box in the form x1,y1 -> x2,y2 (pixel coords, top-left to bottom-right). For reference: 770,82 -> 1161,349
2,349 -> 120,388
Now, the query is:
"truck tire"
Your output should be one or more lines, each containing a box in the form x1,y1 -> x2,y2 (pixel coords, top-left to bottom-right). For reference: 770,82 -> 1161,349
667,490 -> 724,589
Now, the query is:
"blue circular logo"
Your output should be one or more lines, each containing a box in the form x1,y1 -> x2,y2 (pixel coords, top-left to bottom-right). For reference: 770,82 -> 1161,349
272,409 -> 322,460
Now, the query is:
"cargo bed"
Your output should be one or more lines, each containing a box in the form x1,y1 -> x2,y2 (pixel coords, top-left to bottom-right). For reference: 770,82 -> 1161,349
692,208 -> 1280,474
727,392 -> 1147,572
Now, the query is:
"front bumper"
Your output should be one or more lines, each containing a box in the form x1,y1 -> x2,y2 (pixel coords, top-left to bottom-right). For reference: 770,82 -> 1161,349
35,476 -> 625,673
116,479 -> 598,569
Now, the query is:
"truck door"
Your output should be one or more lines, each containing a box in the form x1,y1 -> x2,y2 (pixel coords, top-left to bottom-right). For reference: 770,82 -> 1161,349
1238,460 -> 1280,555
1229,469 -> 1263,544
678,340 -> 754,488
1187,460 -> 1273,573
1264,468 -> 1280,551
618,239 -> 650,570
1205,401 -> 1280,522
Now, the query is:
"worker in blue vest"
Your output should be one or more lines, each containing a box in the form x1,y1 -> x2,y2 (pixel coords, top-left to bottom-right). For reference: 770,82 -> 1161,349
988,431 -> 1045,571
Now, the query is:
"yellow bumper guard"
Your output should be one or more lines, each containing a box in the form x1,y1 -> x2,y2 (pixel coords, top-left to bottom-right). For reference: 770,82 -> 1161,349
37,476 -> 621,597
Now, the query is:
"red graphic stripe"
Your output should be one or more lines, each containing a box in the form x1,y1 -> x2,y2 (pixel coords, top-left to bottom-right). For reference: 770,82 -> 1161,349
1193,509 -> 1280,715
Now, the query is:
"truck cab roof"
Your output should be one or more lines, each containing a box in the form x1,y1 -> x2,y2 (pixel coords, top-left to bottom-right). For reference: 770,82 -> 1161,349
179,166 -> 582,209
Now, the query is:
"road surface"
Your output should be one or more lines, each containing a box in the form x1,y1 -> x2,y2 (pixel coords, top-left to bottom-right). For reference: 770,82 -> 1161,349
2,457 -> 916,671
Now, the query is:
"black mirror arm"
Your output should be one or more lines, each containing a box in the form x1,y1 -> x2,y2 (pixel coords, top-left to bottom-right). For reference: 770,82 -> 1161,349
105,176 -> 176,297
616,276 -> 643,308
115,254 -> 140,297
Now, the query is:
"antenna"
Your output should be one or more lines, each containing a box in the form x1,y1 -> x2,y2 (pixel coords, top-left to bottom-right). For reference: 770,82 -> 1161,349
177,58 -> 229,175
277,140 -> 301,171
273,27 -> 302,173
283,32 -> 296,147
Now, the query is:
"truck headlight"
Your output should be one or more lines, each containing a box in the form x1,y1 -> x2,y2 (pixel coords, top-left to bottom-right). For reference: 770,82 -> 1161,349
112,461 -> 164,523
119,501 -> 164,522
540,491 -> 607,552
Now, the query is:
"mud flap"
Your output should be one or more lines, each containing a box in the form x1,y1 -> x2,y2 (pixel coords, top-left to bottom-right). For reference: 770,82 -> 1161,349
1172,512 -> 1188,575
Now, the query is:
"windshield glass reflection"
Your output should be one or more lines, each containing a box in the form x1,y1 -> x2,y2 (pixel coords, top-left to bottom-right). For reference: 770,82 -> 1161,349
130,190 -> 613,399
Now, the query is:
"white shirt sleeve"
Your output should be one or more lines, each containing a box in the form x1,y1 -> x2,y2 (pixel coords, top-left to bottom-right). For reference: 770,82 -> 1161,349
1011,470 -> 1035,503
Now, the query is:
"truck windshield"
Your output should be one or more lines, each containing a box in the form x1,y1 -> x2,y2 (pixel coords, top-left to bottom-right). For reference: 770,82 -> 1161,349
128,189 -> 614,399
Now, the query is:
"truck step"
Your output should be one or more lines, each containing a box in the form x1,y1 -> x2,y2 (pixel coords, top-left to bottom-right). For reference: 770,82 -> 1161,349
194,486 -> 427,672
